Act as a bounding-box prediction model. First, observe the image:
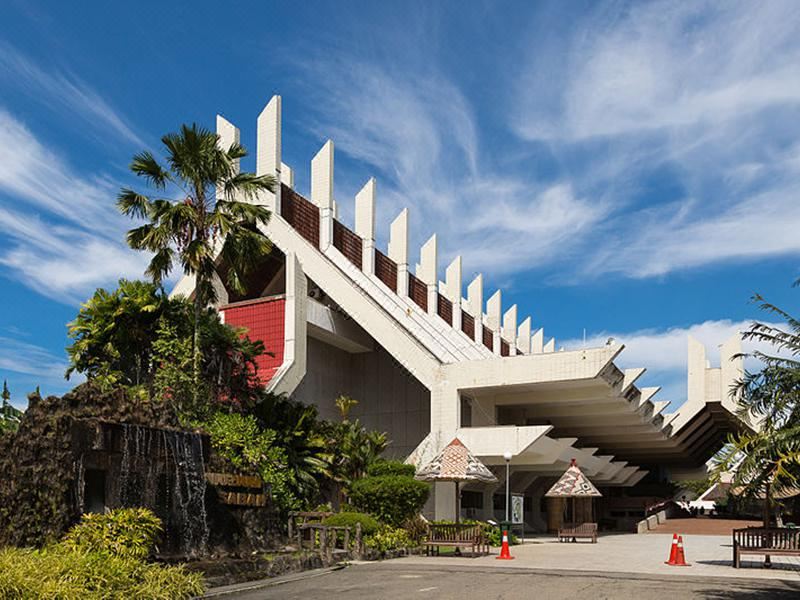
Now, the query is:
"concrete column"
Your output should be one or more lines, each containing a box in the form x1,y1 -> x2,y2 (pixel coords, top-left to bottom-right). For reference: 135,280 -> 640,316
417,234 -> 438,316
388,208 -> 409,296
355,178 -> 376,275
687,336 -> 706,406
531,328 -> 544,354
720,333 -> 743,410
502,304 -> 518,352
466,274 -> 483,344
312,140 -> 334,250
517,317 -> 532,354
257,95 -> 281,213
444,256 -> 462,328
486,290 -> 502,355
216,115 -> 240,203
281,162 -> 294,189
544,338 -> 556,353
434,481 -> 457,521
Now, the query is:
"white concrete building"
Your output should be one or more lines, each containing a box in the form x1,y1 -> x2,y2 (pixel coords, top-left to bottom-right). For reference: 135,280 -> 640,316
174,97 -> 751,531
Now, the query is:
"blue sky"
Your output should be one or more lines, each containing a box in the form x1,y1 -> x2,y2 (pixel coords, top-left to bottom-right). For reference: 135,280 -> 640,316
1,1 -> 799,409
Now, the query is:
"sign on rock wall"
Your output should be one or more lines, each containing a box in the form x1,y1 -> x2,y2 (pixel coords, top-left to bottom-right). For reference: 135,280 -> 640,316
205,472 -> 268,507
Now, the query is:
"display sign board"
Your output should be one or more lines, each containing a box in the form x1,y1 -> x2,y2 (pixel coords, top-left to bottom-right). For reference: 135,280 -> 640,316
511,494 -> 524,524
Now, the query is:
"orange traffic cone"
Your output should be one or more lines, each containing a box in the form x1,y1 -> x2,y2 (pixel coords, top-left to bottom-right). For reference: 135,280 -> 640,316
665,534 -> 690,566
496,529 -> 514,560
664,533 -> 678,565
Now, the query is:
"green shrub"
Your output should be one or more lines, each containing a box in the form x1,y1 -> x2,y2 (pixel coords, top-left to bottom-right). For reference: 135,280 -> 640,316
366,459 -> 415,478
322,511 -> 380,536
0,545 -> 204,599
365,525 -> 414,554
349,475 -> 430,527
61,508 -> 162,559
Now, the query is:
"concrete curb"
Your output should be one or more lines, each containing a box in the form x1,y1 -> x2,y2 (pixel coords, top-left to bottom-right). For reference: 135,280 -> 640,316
201,564 -> 347,598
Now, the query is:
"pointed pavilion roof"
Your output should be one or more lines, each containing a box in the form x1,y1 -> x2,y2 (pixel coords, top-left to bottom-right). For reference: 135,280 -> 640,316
415,438 -> 498,483
545,459 -> 602,497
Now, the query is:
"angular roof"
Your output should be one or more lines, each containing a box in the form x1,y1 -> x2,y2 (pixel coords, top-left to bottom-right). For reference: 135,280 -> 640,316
545,459 -> 602,497
415,438 -> 497,483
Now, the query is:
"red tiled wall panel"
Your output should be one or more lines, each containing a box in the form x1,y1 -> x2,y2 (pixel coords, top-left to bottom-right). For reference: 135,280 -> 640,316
500,340 -> 510,357
375,250 -> 397,292
437,294 -> 452,326
221,298 -> 286,385
333,220 -> 363,269
281,184 -> 320,248
461,312 -> 475,339
408,274 -> 427,312
482,325 -> 493,350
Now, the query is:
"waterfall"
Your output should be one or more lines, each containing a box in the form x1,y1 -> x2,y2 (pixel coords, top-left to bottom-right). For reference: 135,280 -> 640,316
116,423 -> 209,556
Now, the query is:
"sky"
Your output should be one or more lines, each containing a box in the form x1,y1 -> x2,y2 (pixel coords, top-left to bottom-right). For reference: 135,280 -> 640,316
0,0 -> 799,409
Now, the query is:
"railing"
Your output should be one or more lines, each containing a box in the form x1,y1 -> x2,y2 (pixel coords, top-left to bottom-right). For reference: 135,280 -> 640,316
734,527 -> 800,551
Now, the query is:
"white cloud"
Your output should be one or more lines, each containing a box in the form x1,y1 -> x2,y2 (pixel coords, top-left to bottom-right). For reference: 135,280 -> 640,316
0,336 -> 70,384
0,42 -> 143,146
293,56 -> 608,278
0,110 -> 149,303
512,0 -> 800,280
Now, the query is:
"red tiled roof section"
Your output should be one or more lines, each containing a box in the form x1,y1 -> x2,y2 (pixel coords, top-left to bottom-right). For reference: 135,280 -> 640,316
281,184 -> 320,248
482,325 -> 493,350
461,312 -> 475,339
500,339 -> 510,357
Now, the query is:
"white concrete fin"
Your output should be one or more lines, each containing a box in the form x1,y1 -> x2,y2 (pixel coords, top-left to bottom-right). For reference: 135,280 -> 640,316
388,208 -> 409,265
354,178 -> 376,240
687,335 -> 706,407
466,274 -> 483,317
502,304 -> 517,343
543,337 -> 555,353
531,328 -> 544,353
651,400 -> 670,417
417,234 -> 438,285
622,368 -> 646,392
638,387 -> 661,409
281,162 -> 294,188
486,290 -> 502,330
517,317 -> 531,354
257,95 -> 281,178
720,333 -> 743,410
311,140 -> 334,210
443,256 -> 462,303
216,115 -> 241,174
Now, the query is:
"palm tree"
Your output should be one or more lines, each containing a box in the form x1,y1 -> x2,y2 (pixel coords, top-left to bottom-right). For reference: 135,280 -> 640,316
118,124 -> 275,400
714,366 -> 800,527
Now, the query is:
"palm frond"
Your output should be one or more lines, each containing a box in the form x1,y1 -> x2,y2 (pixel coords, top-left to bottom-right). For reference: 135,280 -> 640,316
130,151 -> 170,189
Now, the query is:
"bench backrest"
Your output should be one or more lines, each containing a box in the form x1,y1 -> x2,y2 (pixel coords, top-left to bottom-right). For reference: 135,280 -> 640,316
561,522 -> 597,534
733,527 -> 800,550
428,523 -> 483,542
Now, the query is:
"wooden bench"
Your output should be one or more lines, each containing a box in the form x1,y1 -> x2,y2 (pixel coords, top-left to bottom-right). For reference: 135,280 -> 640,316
425,523 -> 489,556
558,522 -> 598,543
733,527 -> 800,568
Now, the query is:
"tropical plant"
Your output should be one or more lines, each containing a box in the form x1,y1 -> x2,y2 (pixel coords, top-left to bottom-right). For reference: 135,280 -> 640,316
713,365 -> 800,526
364,525 -> 414,555
739,293 -> 800,368
327,419 -> 388,490
321,512 -> 380,536
0,380 -> 22,435
203,411 -> 297,512
366,459 -> 415,478
61,508 -> 163,560
349,474 -> 430,527
66,279 -> 264,416
0,545 -> 203,599
118,123 -> 275,403
254,393 -> 332,504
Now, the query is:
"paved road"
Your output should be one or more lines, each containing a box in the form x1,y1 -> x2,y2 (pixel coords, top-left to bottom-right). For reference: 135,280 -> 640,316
221,562 -> 800,599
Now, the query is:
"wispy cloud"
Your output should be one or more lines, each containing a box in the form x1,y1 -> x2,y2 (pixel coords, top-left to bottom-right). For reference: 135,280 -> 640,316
0,336 -> 69,384
0,110 -> 149,303
292,55 -> 608,279
512,0 -> 800,281
0,42 -> 143,146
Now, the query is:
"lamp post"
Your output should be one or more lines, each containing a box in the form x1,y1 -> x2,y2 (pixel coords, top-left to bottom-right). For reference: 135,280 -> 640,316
503,451 -> 513,522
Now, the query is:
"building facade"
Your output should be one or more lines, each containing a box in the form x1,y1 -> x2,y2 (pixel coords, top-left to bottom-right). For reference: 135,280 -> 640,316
173,96 -> 750,530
